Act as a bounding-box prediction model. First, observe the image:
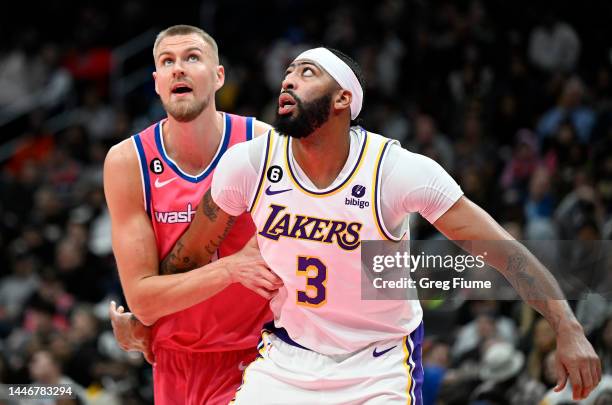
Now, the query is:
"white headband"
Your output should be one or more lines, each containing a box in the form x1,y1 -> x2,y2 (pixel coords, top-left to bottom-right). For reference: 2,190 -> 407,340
294,47 -> 363,120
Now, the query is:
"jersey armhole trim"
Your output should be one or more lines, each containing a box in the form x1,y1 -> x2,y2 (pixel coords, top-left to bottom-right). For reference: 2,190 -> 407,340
246,117 -> 254,141
248,130 -> 274,213
372,140 -> 405,241
131,134 -> 151,218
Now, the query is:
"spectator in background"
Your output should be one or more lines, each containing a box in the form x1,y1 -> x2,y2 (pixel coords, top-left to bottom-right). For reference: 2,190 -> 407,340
544,122 -> 589,196
501,129 -> 540,196
61,305 -> 123,405
0,254 -> 39,327
0,29 -> 39,108
422,337 -> 451,405
528,13 -> 581,74
448,54 -> 494,108
554,183 -> 604,240
408,113 -> 455,172
594,313 -> 612,374
524,166 -> 554,224
526,318 -> 557,384
55,237 -> 106,303
375,31 -> 406,98
22,350 -> 87,404
76,87 -> 116,141
470,341 -> 546,405
537,77 -> 596,143
452,301 -> 517,364
377,102 -> 411,145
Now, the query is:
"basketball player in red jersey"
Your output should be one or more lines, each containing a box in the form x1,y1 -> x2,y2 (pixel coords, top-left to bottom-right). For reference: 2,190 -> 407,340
103,25 -> 281,405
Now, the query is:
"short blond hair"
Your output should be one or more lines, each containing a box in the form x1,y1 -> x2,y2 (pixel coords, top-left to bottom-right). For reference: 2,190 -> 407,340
153,25 -> 219,63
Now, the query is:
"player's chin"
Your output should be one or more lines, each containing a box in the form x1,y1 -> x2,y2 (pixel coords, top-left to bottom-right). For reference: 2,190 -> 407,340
171,94 -> 195,103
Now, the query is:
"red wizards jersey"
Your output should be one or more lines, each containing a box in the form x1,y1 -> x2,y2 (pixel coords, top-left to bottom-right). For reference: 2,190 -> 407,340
131,113 -> 272,352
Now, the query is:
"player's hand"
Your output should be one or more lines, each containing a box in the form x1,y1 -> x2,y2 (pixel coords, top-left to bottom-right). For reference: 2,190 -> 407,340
553,321 -> 601,400
109,301 -> 155,364
222,236 -> 283,300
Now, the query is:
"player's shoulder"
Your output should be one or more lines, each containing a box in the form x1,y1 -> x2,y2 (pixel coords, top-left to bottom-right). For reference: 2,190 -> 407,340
226,128 -> 269,157
105,120 -> 160,167
370,134 -> 445,176
358,127 -> 400,149
106,138 -> 134,164
104,137 -> 140,179
103,136 -> 145,212
253,119 -> 272,137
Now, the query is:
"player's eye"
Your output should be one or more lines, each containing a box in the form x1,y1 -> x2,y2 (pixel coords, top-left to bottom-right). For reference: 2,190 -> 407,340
303,67 -> 314,77
187,54 -> 199,62
162,58 -> 174,66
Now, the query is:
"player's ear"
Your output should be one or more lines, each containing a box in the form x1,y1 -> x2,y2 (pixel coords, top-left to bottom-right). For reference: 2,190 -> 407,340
214,65 -> 225,91
333,89 -> 352,115
153,71 -> 160,95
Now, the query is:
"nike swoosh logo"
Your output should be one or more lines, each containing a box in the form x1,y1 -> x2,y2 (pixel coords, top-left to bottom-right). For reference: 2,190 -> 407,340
265,185 -> 292,196
238,361 -> 248,371
154,177 -> 177,188
372,345 -> 397,357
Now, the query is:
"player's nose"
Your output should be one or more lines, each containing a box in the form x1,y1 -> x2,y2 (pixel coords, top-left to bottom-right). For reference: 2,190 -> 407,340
172,60 -> 186,78
281,74 -> 296,91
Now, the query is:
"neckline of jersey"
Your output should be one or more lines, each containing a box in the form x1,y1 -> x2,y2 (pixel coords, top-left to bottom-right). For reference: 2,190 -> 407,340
154,113 -> 231,183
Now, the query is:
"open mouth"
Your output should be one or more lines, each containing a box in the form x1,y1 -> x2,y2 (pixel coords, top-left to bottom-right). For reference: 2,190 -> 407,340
278,92 -> 297,114
171,83 -> 193,95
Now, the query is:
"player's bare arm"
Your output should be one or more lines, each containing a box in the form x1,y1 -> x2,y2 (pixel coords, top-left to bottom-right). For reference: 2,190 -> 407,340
434,196 -> 602,400
105,141 -> 244,325
253,119 -> 272,137
160,190 -> 236,274
107,120 -> 273,353
159,119 -> 270,275
160,189 -> 283,299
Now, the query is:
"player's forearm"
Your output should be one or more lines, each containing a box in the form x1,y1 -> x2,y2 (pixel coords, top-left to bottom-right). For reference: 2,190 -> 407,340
128,259 -> 232,326
160,191 -> 236,275
476,241 -> 579,333
435,199 -> 580,333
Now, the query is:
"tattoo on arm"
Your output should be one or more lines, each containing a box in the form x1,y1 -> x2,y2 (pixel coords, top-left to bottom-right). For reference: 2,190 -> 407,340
504,251 -> 572,332
199,189 -> 236,257
159,190 -> 236,275
202,216 -> 236,256
160,240 -> 194,275
507,253 -> 542,300
202,191 -> 219,221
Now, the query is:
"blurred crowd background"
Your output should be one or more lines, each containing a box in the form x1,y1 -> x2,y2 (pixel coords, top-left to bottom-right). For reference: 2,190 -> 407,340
0,0 -> 611,404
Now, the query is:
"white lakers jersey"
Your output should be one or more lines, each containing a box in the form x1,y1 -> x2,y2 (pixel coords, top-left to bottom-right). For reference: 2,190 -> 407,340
247,128 -> 423,355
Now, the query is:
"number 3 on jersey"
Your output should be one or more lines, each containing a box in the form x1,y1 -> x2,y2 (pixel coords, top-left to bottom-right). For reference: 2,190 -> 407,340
296,257 -> 327,307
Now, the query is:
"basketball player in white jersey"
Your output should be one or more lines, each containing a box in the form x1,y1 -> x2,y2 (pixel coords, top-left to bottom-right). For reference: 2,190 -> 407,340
164,47 -> 601,404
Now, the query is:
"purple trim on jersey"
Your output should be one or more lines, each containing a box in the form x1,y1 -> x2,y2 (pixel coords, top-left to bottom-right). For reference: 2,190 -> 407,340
132,134 -> 151,218
248,131 -> 272,212
285,128 -> 368,196
405,322 -> 424,405
262,321 -> 311,351
374,140 -> 406,241
154,114 -> 232,183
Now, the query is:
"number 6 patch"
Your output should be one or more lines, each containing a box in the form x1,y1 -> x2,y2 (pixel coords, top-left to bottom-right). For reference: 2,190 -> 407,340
150,158 -> 164,174
267,165 -> 283,183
